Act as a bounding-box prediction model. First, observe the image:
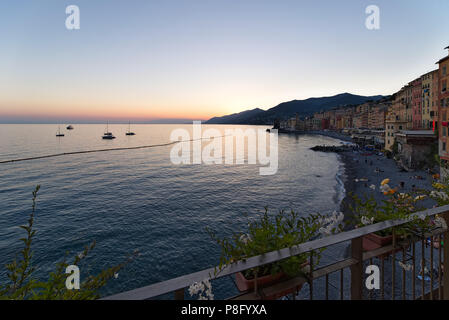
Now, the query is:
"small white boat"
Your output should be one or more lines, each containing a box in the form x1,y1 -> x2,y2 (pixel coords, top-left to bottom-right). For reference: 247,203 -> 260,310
56,126 -> 65,137
126,121 -> 136,136
102,122 -> 116,139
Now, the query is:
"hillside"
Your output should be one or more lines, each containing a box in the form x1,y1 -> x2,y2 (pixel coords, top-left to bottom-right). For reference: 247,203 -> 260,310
206,93 -> 386,125
206,108 -> 265,124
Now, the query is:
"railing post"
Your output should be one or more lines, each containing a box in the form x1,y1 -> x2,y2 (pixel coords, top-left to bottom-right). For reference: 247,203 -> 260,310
351,237 -> 363,300
174,288 -> 185,300
443,212 -> 449,300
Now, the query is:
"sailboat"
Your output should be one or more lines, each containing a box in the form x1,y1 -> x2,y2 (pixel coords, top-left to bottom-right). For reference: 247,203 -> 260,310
102,122 -> 116,139
56,126 -> 65,137
125,121 -> 136,136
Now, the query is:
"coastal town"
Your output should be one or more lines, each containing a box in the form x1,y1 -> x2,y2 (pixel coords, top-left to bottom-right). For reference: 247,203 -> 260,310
277,46 -> 449,177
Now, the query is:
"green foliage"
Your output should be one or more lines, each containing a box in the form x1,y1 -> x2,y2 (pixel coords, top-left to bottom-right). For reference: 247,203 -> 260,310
350,191 -> 432,238
207,208 -> 341,280
0,186 -> 138,300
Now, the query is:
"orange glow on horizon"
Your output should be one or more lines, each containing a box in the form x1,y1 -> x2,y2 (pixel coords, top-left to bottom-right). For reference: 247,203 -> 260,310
0,97 -> 246,121
0,105 -> 227,122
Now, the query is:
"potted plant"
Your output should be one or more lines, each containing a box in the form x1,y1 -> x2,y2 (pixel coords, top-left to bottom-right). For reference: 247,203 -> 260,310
351,178 -> 431,253
207,208 -> 343,299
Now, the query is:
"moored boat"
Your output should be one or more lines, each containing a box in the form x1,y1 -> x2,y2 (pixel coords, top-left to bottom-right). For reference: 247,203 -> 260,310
125,121 -> 136,136
56,126 -> 65,137
102,122 -> 116,139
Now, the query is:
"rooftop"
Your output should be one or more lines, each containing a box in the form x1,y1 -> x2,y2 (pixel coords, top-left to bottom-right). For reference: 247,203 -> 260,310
436,54 -> 449,64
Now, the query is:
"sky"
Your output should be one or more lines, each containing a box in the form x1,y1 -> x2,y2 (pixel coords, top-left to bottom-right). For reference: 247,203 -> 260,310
0,0 -> 448,123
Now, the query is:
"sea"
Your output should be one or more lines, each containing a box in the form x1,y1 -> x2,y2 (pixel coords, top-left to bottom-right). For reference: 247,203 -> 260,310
0,124 -> 346,299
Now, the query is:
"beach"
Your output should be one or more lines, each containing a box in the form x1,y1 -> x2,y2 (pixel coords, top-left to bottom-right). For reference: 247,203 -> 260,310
293,131 -> 440,300
337,141 -> 436,220
305,131 -> 437,219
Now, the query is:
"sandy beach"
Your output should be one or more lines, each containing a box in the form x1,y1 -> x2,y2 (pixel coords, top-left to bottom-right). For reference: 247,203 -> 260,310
293,131 -> 440,300
339,150 -> 437,222
307,131 -> 437,221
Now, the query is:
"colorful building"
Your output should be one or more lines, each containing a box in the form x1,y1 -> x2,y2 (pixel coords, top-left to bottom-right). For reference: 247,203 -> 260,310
405,84 -> 413,129
438,46 -> 449,174
411,78 -> 423,129
385,91 -> 405,151
421,70 -> 439,130
368,103 -> 389,129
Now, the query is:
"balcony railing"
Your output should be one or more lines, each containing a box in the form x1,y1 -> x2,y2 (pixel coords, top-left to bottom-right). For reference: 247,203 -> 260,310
103,205 -> 449,300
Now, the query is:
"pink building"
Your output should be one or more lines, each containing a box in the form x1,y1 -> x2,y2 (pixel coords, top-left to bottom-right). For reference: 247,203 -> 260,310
411,78 -> 423,129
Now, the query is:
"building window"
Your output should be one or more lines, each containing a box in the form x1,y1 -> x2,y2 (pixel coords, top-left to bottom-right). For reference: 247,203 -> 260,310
444,142 -> 447,151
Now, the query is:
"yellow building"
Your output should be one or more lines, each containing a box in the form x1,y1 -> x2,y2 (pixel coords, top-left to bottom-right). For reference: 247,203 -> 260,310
421,70 -> 439,130
384,90 -> 407,151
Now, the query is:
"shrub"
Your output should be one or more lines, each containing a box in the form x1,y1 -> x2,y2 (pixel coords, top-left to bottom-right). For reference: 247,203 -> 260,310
0,186 -> 137,300
207,208 -> 343,279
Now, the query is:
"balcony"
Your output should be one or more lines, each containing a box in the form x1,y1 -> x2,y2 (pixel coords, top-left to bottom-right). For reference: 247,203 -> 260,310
103,206 -> 449,301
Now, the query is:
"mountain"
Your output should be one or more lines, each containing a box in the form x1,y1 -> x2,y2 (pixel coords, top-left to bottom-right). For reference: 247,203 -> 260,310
206,93 -> 387,125
206,108 -> 265,124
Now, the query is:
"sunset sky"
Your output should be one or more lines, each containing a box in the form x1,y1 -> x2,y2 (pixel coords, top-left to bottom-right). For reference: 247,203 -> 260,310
0,0 -> 448,123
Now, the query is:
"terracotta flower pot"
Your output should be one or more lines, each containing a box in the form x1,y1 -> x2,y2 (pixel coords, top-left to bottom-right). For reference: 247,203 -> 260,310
234,271 -> 284,292
364,233 -> 393,246
363,233 -> 405,259
234,262 -> 309,299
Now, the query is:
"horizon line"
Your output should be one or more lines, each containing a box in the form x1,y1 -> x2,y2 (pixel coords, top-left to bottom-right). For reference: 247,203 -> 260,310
0,91 -> 392,124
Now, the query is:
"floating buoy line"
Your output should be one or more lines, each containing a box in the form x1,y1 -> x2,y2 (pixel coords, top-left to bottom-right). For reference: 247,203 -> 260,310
0,135 -> 227,165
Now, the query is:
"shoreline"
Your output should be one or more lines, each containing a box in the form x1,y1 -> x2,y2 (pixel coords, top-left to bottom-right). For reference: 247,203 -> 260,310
302,130 -> 436,226
338,152 -> 358,229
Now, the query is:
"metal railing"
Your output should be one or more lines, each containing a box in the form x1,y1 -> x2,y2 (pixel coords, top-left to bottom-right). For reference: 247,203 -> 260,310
103,205 -> 449,300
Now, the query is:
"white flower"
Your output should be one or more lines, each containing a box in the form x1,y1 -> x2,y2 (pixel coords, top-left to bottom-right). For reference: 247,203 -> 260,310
114,272 -> 119,279
369,184 -> 376,190
319,226 -> 332,236
361,216 -> 374,226
239,234 -> 251,244
188,279 -> 214,300
434,216 -> 448,229
380,184 -> 391,193
319,211 -> 344,237
430,191 -> 449,201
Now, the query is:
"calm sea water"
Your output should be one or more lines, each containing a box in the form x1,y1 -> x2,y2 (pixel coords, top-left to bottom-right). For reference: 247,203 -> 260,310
0,124 -> 345,299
